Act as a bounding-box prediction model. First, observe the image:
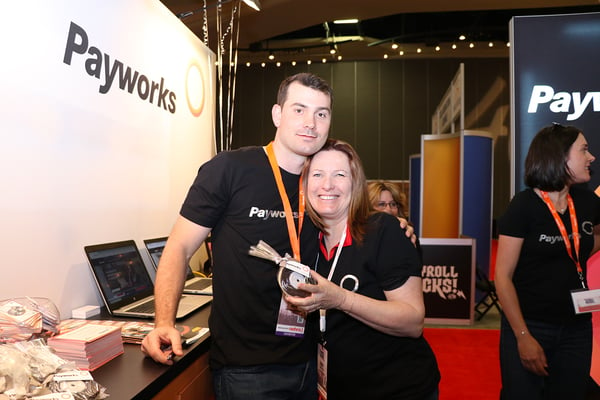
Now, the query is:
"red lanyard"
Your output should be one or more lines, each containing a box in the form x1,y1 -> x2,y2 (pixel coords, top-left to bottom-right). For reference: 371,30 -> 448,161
539,190 -> 586,288
264,142 -> 304,260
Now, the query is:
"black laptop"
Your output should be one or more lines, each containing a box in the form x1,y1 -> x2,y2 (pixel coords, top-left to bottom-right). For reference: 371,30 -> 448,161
143,237 -> 213,296
84,240 -> 212,319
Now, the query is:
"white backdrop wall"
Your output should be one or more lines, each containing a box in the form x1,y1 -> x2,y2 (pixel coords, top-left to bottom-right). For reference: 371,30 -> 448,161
0,1 -> 216,318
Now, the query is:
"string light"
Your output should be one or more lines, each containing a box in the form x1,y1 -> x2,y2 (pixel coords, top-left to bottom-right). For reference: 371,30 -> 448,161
240,34 -> 511,65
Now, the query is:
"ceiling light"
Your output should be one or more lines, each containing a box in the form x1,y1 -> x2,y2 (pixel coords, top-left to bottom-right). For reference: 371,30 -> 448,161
417,48 -> 422,53
506,42 -> 511,47
242,0 -> 261,11
459,34 -> 466,41
291,61 -> 297,66
329,44 -> 337,55
469,42 -> 474,48
307,60 -> 312,65
452,43 -> 457,50
383,54 -> 388,59
333,19 -> 358,24
276,62 -> 281,67
268,52 -> 274,60
261,62 -> 265,67
391,42 -> 399,50
435,45 -> 440,51
337,55 -> 342,61
488,42 -> 494,47
322,58 -> 327,63
399,50 -> 404,56
245,62 -> 251,67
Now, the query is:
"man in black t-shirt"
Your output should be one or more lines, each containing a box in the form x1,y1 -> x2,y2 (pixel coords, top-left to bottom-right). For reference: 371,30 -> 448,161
141,73 -> 333,400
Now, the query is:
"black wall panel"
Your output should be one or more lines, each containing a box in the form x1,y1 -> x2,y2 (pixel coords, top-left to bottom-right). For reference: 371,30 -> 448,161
230,58 -> 510,218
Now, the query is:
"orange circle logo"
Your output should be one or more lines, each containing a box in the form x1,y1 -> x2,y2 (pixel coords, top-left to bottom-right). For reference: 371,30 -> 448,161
185,62 -> 205,117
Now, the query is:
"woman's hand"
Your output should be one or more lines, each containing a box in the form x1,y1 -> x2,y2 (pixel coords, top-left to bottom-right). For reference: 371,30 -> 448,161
517,334 -> 549,376
285,270 -> 347,313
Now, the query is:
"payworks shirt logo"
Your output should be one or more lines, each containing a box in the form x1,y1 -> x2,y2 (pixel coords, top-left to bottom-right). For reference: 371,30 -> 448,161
249,207 -> 299,220
62,21 -> 206,117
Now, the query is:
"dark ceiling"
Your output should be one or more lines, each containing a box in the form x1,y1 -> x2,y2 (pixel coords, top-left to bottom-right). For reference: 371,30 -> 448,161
160,0 -> 600,63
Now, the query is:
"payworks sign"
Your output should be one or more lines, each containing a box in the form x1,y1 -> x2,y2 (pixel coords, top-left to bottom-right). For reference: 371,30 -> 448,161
511,12 -> 600,193
62,21 -> 207,118
528,85 -> 600,122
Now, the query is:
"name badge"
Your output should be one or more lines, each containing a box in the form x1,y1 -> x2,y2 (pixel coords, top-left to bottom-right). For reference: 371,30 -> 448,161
571,288 -> 600,313
317,342 -> 328,400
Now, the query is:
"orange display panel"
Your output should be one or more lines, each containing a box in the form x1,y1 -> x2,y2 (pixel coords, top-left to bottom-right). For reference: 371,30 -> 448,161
421,134 -> 461,238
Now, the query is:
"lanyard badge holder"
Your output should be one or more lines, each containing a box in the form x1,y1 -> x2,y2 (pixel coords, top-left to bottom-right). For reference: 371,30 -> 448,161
539,191 -> 600,314
314,226 -> 347,400
249,241 -> 316,337
250,240 -> 327,397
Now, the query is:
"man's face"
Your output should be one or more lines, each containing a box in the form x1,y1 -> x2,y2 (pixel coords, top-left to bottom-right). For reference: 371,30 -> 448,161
272,81 -> 332,157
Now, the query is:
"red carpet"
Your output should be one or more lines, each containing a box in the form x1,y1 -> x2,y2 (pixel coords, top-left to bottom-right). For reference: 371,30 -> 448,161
424,328 -> 501,400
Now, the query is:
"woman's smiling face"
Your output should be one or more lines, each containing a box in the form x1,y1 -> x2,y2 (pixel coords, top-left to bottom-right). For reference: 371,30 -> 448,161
306,149 -> 352,223
566,132 -> 595,185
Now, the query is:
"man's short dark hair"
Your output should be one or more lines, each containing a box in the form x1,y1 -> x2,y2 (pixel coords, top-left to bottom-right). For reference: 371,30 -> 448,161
277,73 -> 333,107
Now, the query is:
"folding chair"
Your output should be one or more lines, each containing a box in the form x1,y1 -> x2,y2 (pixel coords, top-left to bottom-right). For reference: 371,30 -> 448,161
474,266 -> 502,320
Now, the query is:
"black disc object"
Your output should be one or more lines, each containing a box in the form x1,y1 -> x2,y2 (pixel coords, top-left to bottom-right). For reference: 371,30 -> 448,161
277,266 -> 316,297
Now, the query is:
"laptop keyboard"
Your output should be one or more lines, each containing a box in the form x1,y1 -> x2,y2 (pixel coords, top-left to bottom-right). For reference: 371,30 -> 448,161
128,300 -> 155,314
187,280 -> 212,291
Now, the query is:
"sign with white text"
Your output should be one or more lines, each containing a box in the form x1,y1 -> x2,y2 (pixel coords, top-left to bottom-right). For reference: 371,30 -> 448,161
511,12 -> 600,194
421,238 -> 475,324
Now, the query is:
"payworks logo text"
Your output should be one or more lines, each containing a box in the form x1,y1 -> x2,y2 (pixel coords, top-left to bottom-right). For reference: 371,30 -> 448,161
63,22 -> 177,114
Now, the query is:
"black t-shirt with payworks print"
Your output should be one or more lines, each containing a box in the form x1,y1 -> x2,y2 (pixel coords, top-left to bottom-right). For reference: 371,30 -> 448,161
498,186 -> 600,324
181,146 -> 319,369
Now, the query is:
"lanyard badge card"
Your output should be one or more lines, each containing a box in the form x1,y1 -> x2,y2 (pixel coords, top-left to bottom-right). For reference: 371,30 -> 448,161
571,288 -> 600,314
249,240 -> 316,337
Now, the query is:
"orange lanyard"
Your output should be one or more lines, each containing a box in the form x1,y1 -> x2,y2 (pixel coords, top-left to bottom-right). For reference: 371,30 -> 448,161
264,142 -> 304,260
540,190 -> 586,288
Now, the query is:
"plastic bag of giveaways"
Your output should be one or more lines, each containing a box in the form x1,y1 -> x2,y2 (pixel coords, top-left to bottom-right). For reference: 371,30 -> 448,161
0,297 -> 60,343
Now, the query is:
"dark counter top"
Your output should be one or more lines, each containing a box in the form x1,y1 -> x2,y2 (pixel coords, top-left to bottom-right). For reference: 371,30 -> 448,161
90,304 -> 212,399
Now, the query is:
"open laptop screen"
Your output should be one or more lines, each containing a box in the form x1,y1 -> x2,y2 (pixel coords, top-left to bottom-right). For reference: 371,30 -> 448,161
144,237 -> 167,270
85,240 -> 154,310
143,237 -> 196,281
